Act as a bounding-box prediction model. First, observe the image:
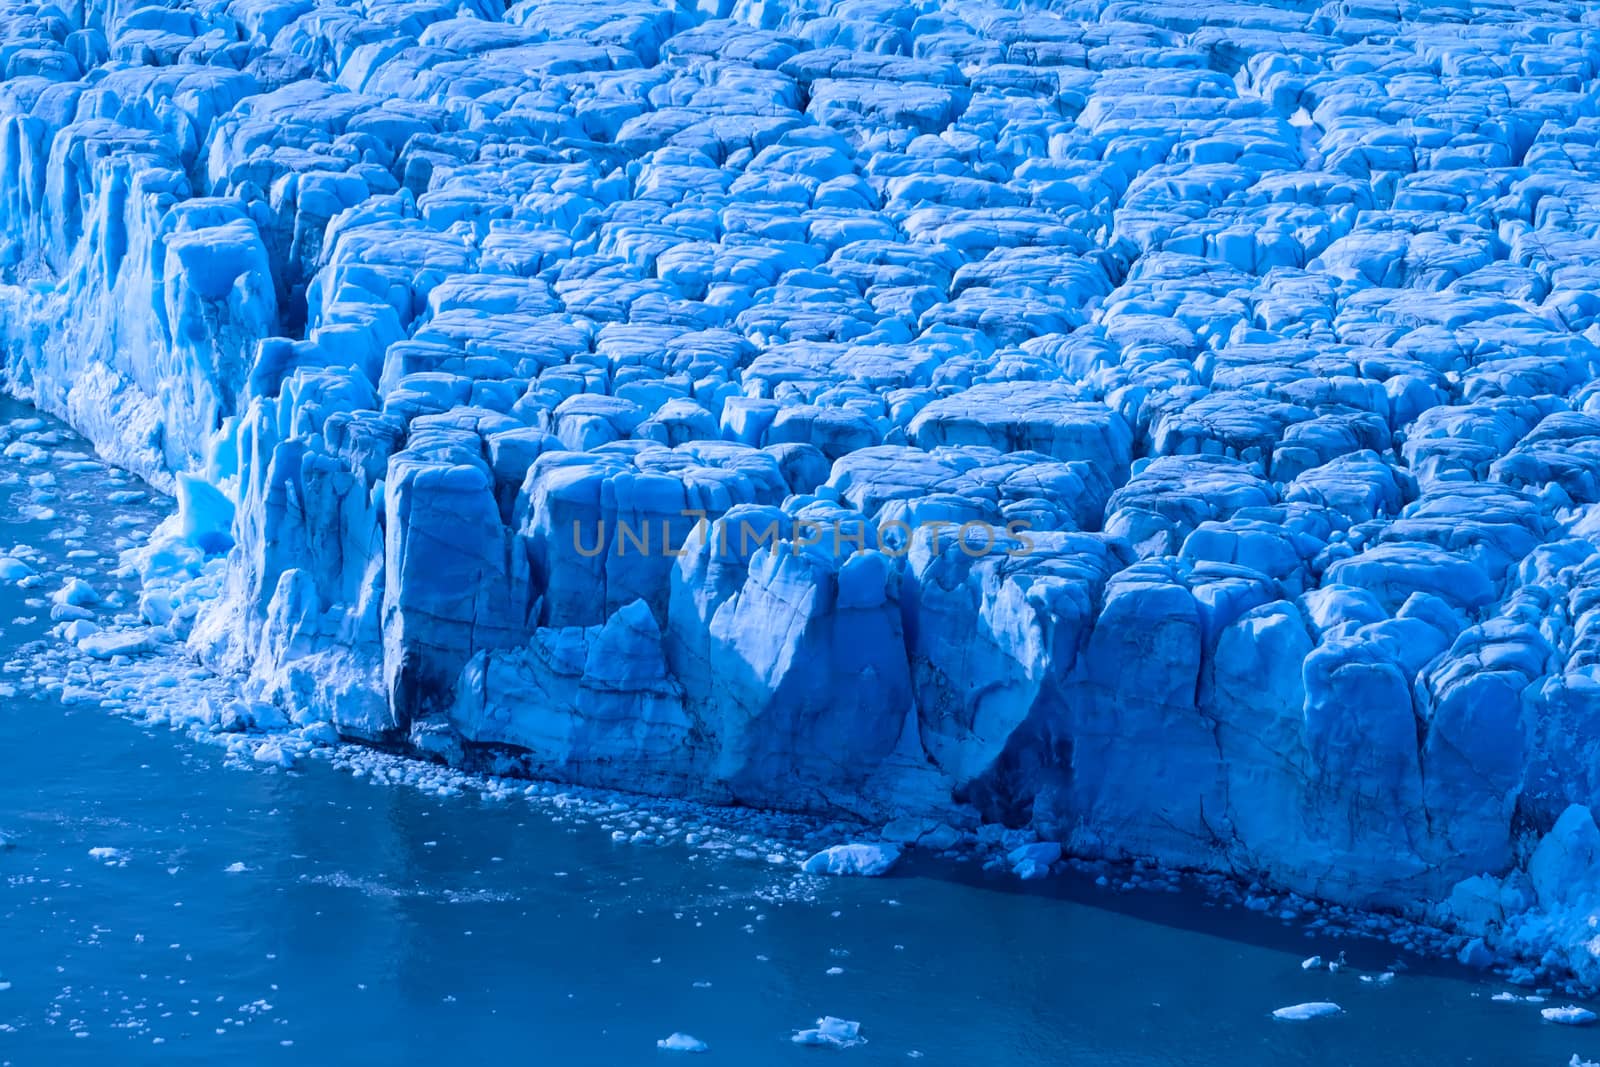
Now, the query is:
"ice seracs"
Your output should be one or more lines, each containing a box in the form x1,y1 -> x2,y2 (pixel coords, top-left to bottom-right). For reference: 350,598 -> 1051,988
9,0 -> 1600,988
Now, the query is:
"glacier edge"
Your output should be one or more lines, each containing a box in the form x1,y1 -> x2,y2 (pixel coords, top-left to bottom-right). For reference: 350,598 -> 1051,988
6,0 -> 1600,986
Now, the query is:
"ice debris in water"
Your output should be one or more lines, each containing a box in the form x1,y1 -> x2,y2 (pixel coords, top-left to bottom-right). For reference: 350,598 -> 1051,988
802,844 -> 900,877
1271,1003 -> 1343,1022
1542,1006 -> 1598,1026
792,1017 -> 865,1048
656,1033 -> 708,1053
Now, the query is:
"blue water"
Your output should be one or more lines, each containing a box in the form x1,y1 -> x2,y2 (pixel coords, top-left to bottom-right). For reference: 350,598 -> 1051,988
1,394 -> 1596,1066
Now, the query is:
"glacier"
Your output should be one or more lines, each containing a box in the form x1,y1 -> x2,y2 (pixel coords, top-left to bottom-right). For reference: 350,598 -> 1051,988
7,0 -> 1600,982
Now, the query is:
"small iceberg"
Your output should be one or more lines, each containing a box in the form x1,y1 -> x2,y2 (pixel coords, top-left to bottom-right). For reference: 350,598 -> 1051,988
801,843 -> 900,877
1271,1002 -> 1342,1021
792,1016 -> 865,1048
656,1033 -> 708,1053
1542,1006 -> 1597,1026
52,578 -> 98,608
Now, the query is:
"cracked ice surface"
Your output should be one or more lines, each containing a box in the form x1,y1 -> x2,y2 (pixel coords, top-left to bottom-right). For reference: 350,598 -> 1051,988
8,0 -> 1600,975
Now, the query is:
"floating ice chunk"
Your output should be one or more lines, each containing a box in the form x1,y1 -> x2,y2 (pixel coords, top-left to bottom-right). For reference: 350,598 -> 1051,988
656,1033 -> 708,1053
62,619 -> 99,643
1008,841 -> 1061,880
0,557 -> 32,583
1271,1003 -> 1342,1021
88,847 -> 124,862
1014,859 -> 1051,880
792,1017 -> 864,1048
52,579 -> 98,608
78,630 -> 159,659
1542,1006 -> 1597,1026
224,862 -> 247,874
300,722 -> 339,747
252,742 -> 296,769
139,592 -> 174,626
802,843 -> 901,877
1300,956 -> 1322,970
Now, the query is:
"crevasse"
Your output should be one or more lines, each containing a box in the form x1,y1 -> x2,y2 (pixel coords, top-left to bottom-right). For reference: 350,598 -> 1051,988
6,0 -> 1600,980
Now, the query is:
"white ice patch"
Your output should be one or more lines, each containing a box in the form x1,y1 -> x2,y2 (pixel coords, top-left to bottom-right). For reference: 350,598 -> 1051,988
1270,1003 -> 1342,1021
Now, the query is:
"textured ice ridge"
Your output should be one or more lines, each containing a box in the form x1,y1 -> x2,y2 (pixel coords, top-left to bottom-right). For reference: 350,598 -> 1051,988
8,0 -> 1600,979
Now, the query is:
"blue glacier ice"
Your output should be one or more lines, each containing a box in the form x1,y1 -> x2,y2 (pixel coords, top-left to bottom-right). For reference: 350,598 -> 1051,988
8,0 -> 1600,985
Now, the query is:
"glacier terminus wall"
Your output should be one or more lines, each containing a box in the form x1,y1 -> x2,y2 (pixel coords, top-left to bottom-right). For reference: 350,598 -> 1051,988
8,0 -> 1600,979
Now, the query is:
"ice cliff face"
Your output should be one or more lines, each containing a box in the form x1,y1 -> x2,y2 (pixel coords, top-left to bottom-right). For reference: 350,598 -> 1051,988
8,0 -> 1600,964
